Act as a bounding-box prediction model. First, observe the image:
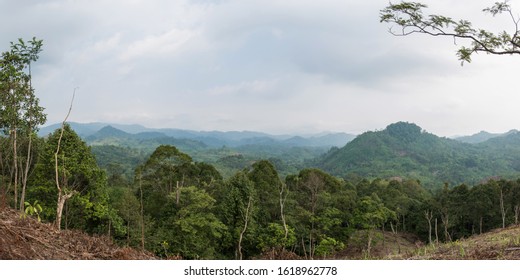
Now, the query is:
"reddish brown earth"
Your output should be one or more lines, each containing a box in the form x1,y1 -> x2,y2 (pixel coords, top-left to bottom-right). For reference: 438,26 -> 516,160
0,207 -> 155,260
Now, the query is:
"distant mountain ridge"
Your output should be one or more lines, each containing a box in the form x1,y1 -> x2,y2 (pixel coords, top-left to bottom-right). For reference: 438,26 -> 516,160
454,129 -> 520,144
39,122 -> 356,148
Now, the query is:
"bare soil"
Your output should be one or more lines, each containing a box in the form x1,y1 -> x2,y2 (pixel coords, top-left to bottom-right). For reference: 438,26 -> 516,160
0,207 -> 155,260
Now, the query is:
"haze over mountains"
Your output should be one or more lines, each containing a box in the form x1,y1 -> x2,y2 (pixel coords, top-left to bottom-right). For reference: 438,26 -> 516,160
38,122 -> 356,148
39,121 -> 520,187
453,129 -> 520,144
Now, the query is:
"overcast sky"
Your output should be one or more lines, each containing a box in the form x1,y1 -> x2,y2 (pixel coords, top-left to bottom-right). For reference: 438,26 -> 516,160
1,0 -> 519,137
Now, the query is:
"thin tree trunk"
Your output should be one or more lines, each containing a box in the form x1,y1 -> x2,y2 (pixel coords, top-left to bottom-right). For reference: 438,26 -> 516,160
480,216 -> 483,234
279,182 -> 288,240
309,232 -> 315,260
301,237 -> 308,260
0,150 -> 5,209
514,205 -> 520,225
238,195 -> 253,260
176,181 -> 180,205
381,224 -> 386,250
425,210 -> 433,244
435,218 -> 439,244
441,213 -> 450,242
54,90 -> 76,230
13,128 -> 18,210
19,131 -> 33,212
127,220 -> 131,246
108,218 -> 111,237
366,229 -> 373,258
139,171 -> 145,251
500,187 -> 506,229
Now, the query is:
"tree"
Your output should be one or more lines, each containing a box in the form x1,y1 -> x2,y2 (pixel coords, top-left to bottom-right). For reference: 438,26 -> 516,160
286,168 -> 349,259
29,124 -> 110,232
0,38 -> 45,210
353,194 -> 396,258
380,1 -> 520,64
157,186 -> 225,259
247,160 -> 281,226
53,93 -> 75,230
138,145 -> 192,218
218,171 -> 257,259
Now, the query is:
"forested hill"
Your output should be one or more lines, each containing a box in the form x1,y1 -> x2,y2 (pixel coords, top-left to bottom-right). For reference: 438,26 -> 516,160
315,122 -> 520,187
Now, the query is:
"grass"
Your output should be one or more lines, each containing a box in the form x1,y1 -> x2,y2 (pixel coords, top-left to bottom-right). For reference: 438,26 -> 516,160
395,225 -> 520,260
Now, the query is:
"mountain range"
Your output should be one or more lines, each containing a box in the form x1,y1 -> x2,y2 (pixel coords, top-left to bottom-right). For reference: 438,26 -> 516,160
38,122 -> 357,178
38,121 -> 520,187
38,122 -> 356,148
453,129 -> 520,144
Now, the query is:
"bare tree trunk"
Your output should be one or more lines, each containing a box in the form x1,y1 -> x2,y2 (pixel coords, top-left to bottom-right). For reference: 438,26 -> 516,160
435,218 -> 439,244
480,216 -> 483,234
175,175 -> 185,206
366,229 -> 373,258
425,210 -> 433,244
0,149 -> 6,209
56,191 -> 74,230
176,181 -> 180,205
381,224 -> 386,250
19,132 -> 33,212
238,195 -> 253,260
309,232 -> 315,260
279,182 -> 289,240
301,237 -> 308,260
441,213 -> 450,242
54,90 -> 76,230
139,171 -> 145,251
500,187 -> 506,229
127,220 -> 131,246
12,128 -> 18,210
515,205 -> 520,225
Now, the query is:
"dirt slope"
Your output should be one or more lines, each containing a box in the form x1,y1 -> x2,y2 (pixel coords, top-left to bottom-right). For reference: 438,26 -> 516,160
0,208 -> 155,260
398,225 -> 520,260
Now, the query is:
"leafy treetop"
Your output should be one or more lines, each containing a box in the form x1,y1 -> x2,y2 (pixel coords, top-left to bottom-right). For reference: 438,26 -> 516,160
380,1 -> 520,64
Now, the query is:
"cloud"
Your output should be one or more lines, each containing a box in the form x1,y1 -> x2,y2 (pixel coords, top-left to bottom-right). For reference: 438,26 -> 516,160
118,29 -> 198,62
1,0 -> 519,136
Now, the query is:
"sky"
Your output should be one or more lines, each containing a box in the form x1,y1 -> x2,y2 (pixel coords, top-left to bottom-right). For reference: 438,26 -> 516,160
1,0 -> 519,137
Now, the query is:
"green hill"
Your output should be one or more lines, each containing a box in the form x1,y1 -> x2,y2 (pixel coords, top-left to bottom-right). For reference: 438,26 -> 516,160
315,122 -> 520,188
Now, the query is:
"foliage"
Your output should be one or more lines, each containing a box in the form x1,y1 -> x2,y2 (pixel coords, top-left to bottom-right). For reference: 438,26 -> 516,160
257,223 -> 297,252
316,122 -> 520,188
0,37 -> 46,210
21,200 -> 43,222
217,171 -> 257,259
159,186 -> 226,259
380,1 -> 520,64
28,124 -> 112,233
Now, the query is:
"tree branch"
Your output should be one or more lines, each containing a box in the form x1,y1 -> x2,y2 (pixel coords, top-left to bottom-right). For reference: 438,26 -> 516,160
381,1 -> 520,63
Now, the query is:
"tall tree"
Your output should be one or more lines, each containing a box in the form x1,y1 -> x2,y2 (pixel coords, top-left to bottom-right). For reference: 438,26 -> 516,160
137,145 -> 192,220
353,193 -> 395,258
219,171 -> 257,259
0,38 -> 45,210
